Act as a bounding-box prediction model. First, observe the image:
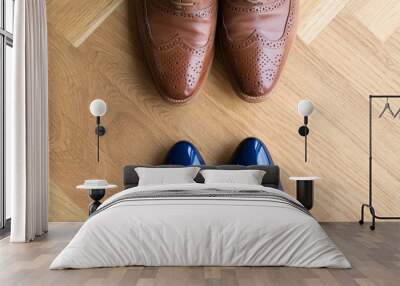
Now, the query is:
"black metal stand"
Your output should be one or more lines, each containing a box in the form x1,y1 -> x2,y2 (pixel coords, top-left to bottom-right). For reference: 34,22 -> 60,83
298,116 -> 310,162
359,95 -> 400,230
95,116 -> 106,162
88,189 -> 105,215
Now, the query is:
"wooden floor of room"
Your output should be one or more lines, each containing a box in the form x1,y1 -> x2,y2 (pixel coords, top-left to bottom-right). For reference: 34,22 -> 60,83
0,222 -> 399,286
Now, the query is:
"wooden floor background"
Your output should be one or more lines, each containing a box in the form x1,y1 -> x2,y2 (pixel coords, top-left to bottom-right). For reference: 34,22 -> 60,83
1,222 -> 400,286
47,0 -> 400,221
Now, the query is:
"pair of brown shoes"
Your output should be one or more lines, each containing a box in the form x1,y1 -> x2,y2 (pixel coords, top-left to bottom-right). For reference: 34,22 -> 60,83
137,0 -> 298,104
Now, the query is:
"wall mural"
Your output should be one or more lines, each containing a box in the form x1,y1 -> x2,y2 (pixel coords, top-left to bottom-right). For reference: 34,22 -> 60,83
47,0 -> 400,222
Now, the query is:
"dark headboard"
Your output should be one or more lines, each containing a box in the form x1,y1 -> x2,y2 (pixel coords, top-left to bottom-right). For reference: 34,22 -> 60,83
123,165 -> 281,190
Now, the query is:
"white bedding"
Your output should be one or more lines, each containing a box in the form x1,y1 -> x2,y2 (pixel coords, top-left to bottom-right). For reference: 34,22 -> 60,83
50,183 -> 351,269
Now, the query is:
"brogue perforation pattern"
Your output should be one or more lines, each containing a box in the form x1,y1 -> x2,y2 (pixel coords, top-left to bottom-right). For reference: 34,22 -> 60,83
157,49 -> 188,95
155,37 -> 208,57
187,60 -> 203,89
152,47 -> 206,98
228,0 -> 285,14
232,44 -> 283,94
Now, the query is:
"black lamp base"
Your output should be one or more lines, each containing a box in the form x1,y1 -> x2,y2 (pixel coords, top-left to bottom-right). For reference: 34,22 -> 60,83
298,126 -> 309,137
95,126 -> 106,136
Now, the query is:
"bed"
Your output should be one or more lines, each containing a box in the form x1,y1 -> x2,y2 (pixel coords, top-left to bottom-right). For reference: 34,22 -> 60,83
50,165 -> 350,269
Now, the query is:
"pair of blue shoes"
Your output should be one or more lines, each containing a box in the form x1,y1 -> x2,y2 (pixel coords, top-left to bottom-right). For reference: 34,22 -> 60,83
165,137 -> 274,166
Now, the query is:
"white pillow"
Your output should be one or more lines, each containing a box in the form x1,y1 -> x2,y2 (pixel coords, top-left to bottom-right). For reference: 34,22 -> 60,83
200,169 -> 266,185
135,167 -> 200,186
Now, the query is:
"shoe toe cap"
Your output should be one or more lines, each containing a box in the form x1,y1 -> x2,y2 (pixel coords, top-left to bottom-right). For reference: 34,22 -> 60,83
230,46 -> 284,100
150,49 -> 208,103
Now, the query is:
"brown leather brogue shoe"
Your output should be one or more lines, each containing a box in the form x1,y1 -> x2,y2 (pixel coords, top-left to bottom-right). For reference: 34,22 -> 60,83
137,0 -> 217,104
220,0 -> 298,102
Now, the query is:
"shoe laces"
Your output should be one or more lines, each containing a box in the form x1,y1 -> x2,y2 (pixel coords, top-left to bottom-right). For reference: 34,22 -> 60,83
171,0 -> 197,8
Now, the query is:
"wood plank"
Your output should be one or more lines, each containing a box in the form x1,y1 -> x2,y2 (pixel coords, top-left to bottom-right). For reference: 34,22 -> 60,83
47,0 -> 124,47
355,0 -> 400,42
298,0 -> 350,44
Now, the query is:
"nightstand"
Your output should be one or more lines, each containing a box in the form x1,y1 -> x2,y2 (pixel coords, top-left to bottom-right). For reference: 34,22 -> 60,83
77,180 -> 117,215
289,177 -> 320,210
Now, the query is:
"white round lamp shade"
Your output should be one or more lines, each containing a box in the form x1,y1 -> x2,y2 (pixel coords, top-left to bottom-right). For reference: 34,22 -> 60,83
298,100 -> 314,116
90,99 -> 107,117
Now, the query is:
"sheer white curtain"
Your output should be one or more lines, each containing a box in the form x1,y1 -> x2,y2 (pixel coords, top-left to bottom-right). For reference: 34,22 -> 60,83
8,0 -> 49,242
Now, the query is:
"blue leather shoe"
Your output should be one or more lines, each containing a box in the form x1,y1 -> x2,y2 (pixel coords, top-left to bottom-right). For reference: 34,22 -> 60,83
231,137 -> 274,166
232,137 -> 283,190
165,141 -> 205,166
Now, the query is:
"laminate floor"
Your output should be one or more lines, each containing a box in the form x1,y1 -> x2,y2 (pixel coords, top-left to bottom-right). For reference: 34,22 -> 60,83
0,222 -> 399,286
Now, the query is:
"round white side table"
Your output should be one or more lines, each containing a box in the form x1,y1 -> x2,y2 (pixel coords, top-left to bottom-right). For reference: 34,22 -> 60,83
77,180 -> 117,215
